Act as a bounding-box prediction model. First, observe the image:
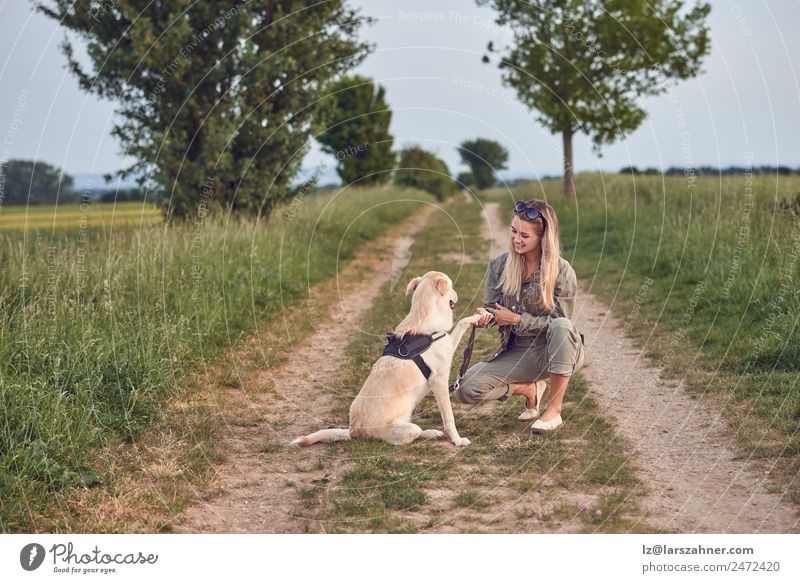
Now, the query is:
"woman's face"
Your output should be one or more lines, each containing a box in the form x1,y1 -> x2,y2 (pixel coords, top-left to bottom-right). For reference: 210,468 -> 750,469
510,215 -> 542,256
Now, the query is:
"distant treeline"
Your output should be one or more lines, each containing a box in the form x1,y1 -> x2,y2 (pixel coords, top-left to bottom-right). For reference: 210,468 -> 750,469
493,165 -> 800,188
620,165 -> 799,176
0,159 -> 154,206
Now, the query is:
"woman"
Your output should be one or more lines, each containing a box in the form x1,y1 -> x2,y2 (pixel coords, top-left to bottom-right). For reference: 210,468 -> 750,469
453,199 -> 585,432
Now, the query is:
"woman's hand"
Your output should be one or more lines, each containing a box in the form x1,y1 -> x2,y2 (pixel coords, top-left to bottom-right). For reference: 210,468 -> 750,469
491,305 -> 522,326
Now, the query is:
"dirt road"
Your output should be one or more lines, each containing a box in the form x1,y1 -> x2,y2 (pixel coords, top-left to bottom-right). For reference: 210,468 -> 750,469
480,202 -> 799,533
176,206 -> 436,532
176,200 -> 798,533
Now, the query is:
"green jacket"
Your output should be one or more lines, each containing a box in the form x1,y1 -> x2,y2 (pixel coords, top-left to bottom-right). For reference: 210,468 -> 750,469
483,252 -> 578,362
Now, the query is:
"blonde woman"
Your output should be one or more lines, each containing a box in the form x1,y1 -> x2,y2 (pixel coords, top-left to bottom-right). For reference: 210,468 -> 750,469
453,199 -> 585,432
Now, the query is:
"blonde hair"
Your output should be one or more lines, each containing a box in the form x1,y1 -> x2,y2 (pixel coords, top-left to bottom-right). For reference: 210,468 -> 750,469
497,199 -> 560,311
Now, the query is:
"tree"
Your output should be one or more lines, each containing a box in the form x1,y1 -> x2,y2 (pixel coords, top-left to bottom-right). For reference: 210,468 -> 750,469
479,0 -> 711,198
619,165 -> 640,175
0,159 -> 74,205
38,1 -> 370,219
394,146 -> 455,200
316,76 -> 395,185
456,171 -> 477,190
458,138 -> 509,189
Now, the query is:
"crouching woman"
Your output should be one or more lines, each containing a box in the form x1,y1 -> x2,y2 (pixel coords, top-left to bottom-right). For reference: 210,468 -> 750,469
453,199 -> 585,432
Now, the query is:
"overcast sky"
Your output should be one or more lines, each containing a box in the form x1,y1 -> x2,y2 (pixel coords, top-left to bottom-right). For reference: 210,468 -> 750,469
1,0 -> 799,182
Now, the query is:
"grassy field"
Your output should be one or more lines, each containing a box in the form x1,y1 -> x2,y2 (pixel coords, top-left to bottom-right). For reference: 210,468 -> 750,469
3,172 -> 797,532
0,186 -> 434,532
485,173 -> 800,503
0,201 -> 162,230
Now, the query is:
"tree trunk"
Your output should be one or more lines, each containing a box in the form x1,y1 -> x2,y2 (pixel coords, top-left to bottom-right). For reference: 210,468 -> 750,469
562,127 -> 576,199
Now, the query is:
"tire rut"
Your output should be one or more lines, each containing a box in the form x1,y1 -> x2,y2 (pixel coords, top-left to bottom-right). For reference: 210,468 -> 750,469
174,205 -> 436,533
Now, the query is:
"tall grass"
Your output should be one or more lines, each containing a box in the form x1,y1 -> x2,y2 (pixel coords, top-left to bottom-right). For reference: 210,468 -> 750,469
486,173 -> 800,479
0,186 -> 434,531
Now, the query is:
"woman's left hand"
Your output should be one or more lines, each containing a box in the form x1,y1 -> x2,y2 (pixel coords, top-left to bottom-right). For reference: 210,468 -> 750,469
492,305 -> 522,326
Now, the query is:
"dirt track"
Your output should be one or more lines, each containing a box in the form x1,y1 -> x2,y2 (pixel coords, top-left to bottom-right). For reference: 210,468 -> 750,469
175,201 -> 799,533
480,202 -> 798,533
175,206 -> 435,532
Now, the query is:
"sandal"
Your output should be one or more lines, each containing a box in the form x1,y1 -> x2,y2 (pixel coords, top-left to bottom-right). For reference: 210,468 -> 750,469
518,380 -> 547,421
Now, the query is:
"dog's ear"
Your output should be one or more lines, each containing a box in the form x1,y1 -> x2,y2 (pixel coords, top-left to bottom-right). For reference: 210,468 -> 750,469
435,275 -> 450,296
405,276 -> 423,296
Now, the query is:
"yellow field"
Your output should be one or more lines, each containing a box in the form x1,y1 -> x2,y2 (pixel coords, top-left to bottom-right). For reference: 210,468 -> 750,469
0,201 -> 162,230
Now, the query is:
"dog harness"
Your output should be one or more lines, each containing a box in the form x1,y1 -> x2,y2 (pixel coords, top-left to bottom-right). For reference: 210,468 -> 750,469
382,331 -> 447,379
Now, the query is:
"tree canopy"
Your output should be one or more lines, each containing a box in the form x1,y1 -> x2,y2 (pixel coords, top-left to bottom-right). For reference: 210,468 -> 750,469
316,75 -> 395,186
394,146 -> 455,200
0,160 -> 74,205
458,138 -> 509,189
38,0 -> 370,219
480,0 -> 711,197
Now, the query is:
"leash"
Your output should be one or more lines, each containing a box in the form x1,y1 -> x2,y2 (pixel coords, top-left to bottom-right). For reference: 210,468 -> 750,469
449,324 -> 477,393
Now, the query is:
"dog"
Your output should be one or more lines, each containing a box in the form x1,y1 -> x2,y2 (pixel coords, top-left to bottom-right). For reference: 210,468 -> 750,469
292,271 -> 481,447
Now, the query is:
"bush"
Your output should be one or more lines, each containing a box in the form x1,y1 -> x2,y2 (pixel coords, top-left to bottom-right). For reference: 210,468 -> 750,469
394,146 -> 456,200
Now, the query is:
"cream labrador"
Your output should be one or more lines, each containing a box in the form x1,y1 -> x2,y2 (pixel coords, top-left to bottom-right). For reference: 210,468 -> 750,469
292,271 -> 481,447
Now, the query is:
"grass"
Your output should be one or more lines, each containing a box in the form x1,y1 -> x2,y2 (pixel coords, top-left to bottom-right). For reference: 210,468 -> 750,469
485,172 -> 800,505
454,489 -> 490,509
288,191 -> 655,533
14,171 -> 791,532
0,186 -> 434,532
0,201 -> 162,230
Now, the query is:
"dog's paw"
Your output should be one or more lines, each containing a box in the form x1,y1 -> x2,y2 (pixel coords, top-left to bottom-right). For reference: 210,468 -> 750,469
420,429 -> 445,440
452,436 -> 471,447
465,313 -> 484,325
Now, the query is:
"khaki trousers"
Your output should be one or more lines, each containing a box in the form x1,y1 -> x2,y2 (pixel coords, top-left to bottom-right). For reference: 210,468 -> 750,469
454,317 -> 585,405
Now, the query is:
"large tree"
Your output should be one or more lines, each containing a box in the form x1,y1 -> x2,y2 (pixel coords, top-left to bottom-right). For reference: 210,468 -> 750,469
316,75 -> 395,185
458,138 -> 509,189
479,0 -> 711,198
38,0 -> 370,219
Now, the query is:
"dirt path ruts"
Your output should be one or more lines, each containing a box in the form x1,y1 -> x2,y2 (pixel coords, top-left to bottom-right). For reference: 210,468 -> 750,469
481,202 -> 798,533
174,206 -> 436,533
176,200 -> 798,534
573,294 -> 799,533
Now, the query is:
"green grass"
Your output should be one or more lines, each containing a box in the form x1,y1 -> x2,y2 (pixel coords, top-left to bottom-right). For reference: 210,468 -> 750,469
0,201 -> 161,230
453,489 -> 490,509
486,172 -> 800,503
0,186 -> 434,532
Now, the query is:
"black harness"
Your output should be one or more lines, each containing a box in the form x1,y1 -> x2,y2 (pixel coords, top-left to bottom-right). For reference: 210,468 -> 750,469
382,331 -> 447,379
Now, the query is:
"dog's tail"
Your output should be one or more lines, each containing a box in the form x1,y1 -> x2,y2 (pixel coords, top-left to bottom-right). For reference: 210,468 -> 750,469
291,428 -> 351,447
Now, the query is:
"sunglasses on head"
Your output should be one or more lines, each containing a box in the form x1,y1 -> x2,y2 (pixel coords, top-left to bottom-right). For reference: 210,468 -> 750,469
514,201 -> 544,221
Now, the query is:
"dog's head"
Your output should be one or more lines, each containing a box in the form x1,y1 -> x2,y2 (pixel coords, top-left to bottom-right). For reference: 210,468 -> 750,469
406,271 -> 457,307
406,271 -> 456,319
394,271 -> 457,336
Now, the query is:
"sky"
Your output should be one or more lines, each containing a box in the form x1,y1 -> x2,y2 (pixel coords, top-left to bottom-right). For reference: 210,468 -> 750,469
1,0 -> 799,185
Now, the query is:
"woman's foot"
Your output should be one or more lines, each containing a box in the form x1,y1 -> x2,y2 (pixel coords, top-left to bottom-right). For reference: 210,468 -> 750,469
530,413 -> 563,432
537,407 -> 561,423
517,380 -> 547,420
